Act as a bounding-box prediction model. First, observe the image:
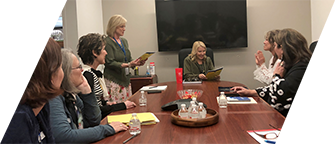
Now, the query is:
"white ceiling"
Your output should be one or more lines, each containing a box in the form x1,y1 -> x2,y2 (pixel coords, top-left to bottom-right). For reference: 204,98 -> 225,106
8,17 -> 63,30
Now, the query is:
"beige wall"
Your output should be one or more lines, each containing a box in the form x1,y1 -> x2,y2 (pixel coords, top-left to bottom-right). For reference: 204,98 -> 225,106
101,0 -> 311,89
311,0 -> 334,42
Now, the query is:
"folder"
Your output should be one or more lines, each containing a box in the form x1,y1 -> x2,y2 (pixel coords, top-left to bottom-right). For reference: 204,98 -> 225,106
138,52 -> 155,61
107,112 -> 159,125
206,67 -> 223,80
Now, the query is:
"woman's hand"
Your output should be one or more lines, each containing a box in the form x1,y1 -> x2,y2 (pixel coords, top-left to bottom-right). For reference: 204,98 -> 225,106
274,61 -> 285,77
231,86 -> 258,96
109,122 -> 128,133
124,100 -> 136,109
215,75 -> 220,81
76,75 -> 92,94
255,50 -> 265,66
198,74 -> 207,80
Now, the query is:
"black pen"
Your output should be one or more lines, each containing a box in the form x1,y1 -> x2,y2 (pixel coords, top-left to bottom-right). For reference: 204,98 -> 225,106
123,134 -> 138,144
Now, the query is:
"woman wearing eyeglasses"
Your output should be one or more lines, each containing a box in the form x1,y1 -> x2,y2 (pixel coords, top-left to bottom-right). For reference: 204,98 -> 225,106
77,33 -> 136,119
49,49 -> 128,143
232,28 -> 312,117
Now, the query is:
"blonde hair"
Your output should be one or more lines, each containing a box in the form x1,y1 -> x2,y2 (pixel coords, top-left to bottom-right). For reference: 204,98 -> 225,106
189,41 -> 207,61
106,14 -> 127,37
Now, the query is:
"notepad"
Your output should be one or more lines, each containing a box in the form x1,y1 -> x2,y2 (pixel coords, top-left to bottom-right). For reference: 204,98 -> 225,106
216,97 -> 257,104
138,52 -> 155,61
247,129 -> 308,144
206,67 -> 223,80
107,112 -> 159,125
227,97 -> 251,102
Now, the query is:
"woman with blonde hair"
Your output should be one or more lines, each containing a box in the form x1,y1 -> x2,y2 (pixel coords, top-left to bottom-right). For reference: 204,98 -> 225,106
104,14 -> 146,103
183,41 -> 218,80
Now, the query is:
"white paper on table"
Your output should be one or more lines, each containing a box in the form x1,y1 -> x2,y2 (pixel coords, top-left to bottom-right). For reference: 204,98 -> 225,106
139,85 -> 167,91
216,97 -> 257,104
247,128 -> 309,144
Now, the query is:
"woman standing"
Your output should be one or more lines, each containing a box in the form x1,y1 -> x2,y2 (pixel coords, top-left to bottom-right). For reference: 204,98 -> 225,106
253,29 -> 281,84
183,41 -> 217,80
49,49 -> 128,143
77,33 -> 136,119
231,28 -> 312,117
104,14 -> 146,103
2,38 -> 63,143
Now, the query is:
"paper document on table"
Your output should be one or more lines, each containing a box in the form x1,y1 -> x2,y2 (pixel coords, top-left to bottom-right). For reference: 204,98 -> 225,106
247,128 -> 309,144
216,97 -> 257,104
140,85 -> 167,91
107,112 -> 159,125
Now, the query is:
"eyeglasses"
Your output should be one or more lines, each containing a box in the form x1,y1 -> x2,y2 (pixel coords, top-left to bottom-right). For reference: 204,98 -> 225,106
252,124 -> 281,140
72,64 -> 82,70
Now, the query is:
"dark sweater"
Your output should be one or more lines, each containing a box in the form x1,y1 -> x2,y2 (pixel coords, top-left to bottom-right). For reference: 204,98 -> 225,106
1,103 -> 55,143
256,61 -> 309,117
183,55 -> 214,80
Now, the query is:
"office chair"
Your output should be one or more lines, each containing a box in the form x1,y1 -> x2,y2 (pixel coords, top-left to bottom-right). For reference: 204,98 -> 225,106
309,40 -> 320,59
178,48 -> 214,69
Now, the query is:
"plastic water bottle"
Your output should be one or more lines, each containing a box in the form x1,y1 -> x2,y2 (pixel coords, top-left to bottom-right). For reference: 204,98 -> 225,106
149,62 -> 155,75
198,102 -> 207,119
219,92 -> 227,108
146,64 -> 150,75
139,91 -> 147,106
129,113 -> 141,135
178,104 -> 188,119
188,101 -> 195,113
192,97 -> 198,106
188,104 -> 199,119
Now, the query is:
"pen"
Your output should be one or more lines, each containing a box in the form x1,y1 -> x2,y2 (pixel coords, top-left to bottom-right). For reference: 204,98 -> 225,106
264,140 -> 276,144
149,86 -> 158,89
123,134 -> 138,144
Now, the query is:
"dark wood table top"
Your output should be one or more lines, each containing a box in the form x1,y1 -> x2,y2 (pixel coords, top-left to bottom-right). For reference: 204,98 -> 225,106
95,81 -> 285,143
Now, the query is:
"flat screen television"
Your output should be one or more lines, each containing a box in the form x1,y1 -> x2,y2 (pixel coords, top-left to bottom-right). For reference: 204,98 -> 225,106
155,0 -> 247,51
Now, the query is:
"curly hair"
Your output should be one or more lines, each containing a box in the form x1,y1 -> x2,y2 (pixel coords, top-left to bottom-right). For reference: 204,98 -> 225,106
77,33 -> 106,65
0,36 -> 62,108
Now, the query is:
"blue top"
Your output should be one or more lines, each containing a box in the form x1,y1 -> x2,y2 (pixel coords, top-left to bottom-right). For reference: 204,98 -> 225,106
49,92 -> 115,143
1,103 -> 55,143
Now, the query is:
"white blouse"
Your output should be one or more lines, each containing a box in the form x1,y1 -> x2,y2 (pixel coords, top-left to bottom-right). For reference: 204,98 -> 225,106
253,56 -> 281,85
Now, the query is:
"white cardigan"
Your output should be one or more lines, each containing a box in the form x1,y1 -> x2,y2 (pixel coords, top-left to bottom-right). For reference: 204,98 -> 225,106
253,56 -> 281,85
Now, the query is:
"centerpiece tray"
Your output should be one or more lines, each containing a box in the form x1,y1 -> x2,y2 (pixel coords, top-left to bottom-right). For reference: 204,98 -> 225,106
171,108 -> 219,127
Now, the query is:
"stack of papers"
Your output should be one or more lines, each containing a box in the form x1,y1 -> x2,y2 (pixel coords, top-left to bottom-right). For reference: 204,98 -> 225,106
139,85 -> 167,91
247,129 -> 308,144
216,97 -> 257,104
107,112 -> 160,125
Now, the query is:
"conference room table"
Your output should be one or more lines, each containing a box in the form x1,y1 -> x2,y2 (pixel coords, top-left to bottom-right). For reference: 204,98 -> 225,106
95,81 -> 285,143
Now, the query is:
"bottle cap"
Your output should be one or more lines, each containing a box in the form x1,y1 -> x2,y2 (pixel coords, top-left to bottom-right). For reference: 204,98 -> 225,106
198,102 -> 203,106
220,92 -> 225,95
190,101 -> 195,104
141,91 -> 144,94
181,104 -> 186,107
192,97 -> 196,101
132,113 -> 137,116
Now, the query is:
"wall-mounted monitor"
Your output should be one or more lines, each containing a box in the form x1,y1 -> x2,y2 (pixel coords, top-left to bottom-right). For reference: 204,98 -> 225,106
155,0 -> 247,51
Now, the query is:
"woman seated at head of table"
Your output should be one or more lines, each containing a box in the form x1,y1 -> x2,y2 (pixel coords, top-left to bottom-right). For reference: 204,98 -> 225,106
183,41 -> 219,81
77,33 -> 136,119
231,28 -> 312,117
2,38 -> 63,143
49,49 -> 128,143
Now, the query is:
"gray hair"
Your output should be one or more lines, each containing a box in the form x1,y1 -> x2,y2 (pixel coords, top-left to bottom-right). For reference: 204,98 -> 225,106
61,48 -> 81,94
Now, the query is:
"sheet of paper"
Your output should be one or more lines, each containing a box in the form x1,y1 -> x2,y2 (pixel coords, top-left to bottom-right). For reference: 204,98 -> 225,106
247,129 -> 309,144
216,97 -> 257,104
140,85 -> 167,91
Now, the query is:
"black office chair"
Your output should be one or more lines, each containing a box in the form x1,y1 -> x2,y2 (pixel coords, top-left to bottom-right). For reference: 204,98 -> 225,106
309,40 -> 320,59
178,48 -> 214,69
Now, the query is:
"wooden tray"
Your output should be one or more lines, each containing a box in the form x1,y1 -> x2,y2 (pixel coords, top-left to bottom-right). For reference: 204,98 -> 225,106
171,109 -> 219,127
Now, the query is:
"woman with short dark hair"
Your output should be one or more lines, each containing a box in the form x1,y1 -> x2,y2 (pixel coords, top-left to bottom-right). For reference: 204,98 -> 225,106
2,38 -> 63,143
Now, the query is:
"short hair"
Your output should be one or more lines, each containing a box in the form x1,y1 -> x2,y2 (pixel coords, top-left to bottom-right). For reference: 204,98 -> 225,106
265,29 -> 280,66
77,33 -> 106,65
106,14 -> 127,37
0,36 -> 62,108
61,49 -> 81,94
189,41 -> 207,61
274,28 -> 312,69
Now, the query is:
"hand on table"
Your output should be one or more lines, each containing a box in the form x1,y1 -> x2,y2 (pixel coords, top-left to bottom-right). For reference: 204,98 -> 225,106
231,86 -> 257,96
295,113 -> 320,140
124,100 -> 136,109
109,122 -> 128,133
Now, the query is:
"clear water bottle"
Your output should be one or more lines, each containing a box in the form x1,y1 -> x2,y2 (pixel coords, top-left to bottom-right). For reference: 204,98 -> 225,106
198,102 -> 207,119
192,97 -> 198,106
129,113 -> 141,135
188,104 -> 199,119
139,91 -> 147,106
188,101 -> 195,114
178,104 -> 188,119
219,92 -> 227,108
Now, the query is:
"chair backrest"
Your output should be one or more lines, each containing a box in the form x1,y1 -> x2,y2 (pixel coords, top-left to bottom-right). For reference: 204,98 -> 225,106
178,48 -> 215,69
309,40 -> 320,59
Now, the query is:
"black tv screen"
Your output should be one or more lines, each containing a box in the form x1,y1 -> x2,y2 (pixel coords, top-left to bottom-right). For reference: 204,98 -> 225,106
155,0 -> 247,51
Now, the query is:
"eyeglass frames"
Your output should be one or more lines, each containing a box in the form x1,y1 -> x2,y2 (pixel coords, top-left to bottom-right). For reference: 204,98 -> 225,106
252,124 -> 281,140
72,64 -> 82,70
